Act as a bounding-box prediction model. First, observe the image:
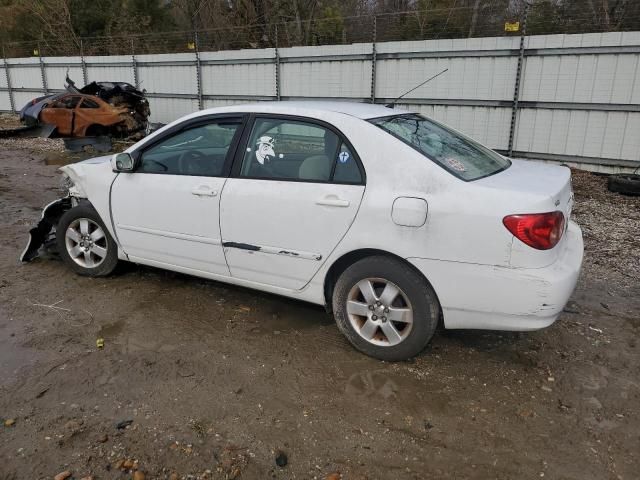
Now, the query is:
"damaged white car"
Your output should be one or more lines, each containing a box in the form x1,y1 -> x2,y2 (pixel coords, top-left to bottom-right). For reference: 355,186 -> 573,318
21,102 -> 584,361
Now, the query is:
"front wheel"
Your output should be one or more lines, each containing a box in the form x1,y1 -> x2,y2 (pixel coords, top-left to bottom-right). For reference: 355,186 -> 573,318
56,203 -> 119,276
332,256 -> 440,361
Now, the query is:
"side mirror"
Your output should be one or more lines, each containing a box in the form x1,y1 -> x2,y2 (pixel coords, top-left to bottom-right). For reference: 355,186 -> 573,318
111,153 -> 135,172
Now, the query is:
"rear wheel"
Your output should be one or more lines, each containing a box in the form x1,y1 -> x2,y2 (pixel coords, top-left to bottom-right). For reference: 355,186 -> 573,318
57,204 -> 118,276
332,256 -> 440,361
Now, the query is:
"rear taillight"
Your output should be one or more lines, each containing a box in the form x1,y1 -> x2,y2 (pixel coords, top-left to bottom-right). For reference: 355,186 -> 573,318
503,211 -> 565,250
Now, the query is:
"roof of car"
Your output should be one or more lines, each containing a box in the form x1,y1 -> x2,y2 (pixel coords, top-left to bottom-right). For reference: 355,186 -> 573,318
200,101 -> 410,120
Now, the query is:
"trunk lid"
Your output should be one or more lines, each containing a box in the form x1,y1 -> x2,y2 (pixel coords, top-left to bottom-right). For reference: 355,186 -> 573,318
478,159 -> 573,221
476,159 -> 574,267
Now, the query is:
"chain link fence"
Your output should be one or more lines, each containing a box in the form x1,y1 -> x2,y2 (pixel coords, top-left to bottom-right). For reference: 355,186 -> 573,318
3,3 -> 640,59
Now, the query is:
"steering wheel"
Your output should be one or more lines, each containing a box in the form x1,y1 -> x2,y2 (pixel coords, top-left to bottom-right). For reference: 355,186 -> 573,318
178,150 -> 207,175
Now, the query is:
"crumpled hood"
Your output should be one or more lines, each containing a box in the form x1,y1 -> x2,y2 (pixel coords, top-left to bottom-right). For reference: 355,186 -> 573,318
77,154 -> 112,165
59,155 -> 115,198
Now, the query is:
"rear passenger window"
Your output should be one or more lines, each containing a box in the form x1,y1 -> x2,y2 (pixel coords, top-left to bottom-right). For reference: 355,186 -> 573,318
333,143 -> 362,184
239,117 -> 363,184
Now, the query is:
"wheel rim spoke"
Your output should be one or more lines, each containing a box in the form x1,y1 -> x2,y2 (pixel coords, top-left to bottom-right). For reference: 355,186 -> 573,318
346,300 -> 370,317
380,321 -> 402,345
79,219 -> 89,235
90,244 -> 107,259
357,279 -> 377,304
66,228 -> 81,243
379,282 -> 399,306
83,250 -> 94,267
360,319 -> 378,340
387,307 -> 412,323
90,228 -> 105,241
69,245 -> 83,258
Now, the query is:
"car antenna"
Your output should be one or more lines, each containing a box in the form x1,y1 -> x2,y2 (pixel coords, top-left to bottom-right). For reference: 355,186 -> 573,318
385,68 -> 448,108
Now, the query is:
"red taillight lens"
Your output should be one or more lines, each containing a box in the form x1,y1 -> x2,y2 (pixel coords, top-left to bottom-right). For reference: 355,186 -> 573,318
503,211 -> 565,250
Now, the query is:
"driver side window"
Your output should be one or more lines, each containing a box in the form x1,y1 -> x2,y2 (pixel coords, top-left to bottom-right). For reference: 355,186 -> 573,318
138,119 -> 242,176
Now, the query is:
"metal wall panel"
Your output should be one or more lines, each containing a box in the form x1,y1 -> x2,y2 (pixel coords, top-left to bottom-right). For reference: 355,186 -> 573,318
410,104 -> 513,149
200,49 -> 275,97
0,93 -> 10,111
1,33 -> 639,170
6,58 -> 41,89
149,97 -> 199,123
280,44 -> 372,98
515,109 -> 640,161
44,56 -> 83,90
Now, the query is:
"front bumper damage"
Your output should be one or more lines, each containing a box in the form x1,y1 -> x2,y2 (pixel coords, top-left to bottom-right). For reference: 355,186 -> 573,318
20,197 -> 72,262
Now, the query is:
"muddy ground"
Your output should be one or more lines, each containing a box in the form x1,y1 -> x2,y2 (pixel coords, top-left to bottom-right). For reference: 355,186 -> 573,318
0,139 -> 639,480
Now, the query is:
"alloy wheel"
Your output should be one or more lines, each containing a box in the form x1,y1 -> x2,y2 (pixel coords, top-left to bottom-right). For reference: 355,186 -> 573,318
64,218 -> 108,268
346,278 -> 413,347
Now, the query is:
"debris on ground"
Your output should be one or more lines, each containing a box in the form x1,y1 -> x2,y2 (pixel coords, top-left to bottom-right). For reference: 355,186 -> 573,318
115,419 -> 133,430
4,418 -> 16,427
53,471 -> 72,480
571,169 -> 640,287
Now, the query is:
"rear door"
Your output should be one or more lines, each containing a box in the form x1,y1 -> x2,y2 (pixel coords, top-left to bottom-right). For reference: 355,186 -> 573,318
219,115 -> 366,290
111,115 -> 246,274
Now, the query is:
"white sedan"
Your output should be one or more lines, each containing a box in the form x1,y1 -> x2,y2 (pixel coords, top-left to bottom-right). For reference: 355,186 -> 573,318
22,102 -> 584,361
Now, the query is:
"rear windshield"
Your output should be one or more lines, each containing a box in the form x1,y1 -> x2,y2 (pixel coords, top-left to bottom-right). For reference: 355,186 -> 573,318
370,113 -> 510,181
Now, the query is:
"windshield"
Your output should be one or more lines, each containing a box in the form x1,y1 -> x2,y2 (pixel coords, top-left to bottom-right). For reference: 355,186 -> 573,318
370,113 -> 510,181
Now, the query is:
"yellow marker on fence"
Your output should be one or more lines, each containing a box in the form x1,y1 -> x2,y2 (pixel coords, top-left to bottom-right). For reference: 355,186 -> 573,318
187,42 -> 195,50
505,22 -> 520,32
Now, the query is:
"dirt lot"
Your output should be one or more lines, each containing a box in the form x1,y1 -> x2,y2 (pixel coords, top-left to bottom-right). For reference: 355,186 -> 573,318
1,136 -> 639,480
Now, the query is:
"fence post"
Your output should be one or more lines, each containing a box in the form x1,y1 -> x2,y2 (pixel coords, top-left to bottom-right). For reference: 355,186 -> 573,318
37,41 -> 48,94
274,24 -> 281,101
80,39 -> 88,85
194,30 -> 203,110
370,15 -> 377,103
2,45 -> 15,113
131,38 -> 139,89
507,2 -> 529,158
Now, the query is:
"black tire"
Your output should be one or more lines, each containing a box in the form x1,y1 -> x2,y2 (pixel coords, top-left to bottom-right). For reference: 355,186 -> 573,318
332,256 -> 440,361
607,174 -> 640,196
56,203 -> 119,277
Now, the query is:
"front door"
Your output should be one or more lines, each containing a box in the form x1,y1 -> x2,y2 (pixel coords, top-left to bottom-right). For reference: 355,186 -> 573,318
220,116 -> 366,290
111,116 -> 245,275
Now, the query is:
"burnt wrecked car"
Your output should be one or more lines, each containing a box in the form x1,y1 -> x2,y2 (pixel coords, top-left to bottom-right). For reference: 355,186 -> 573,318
20,77 -> 150,139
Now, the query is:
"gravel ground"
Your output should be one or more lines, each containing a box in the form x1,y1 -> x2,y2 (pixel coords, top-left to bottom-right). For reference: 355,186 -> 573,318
0,141 -> 639,480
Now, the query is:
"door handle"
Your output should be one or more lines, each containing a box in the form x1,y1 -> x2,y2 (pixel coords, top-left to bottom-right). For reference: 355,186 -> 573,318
316,195 -> 350,207
191,185 -> 218,197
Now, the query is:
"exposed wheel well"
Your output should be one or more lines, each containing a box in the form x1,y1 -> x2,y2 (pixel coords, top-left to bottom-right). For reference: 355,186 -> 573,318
323,249 -> 442,319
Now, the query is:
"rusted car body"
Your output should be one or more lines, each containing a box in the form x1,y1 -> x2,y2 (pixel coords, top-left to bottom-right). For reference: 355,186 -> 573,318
19,77 -> 150,139
38,94 -> 129,137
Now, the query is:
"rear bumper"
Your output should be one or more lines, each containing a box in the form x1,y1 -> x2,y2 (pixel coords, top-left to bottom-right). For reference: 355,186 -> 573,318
408,221 -> 584,331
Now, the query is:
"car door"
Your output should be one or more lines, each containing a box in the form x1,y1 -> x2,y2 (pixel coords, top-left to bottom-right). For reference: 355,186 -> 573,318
40,95 -> 80,136
219,115 -> 366,290
110,116 -> 246,275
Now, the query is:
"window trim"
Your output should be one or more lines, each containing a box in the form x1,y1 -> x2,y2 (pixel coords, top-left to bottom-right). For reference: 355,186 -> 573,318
130,114 -> 249,178
369,113 -> 511,182
229,113 -> 366,186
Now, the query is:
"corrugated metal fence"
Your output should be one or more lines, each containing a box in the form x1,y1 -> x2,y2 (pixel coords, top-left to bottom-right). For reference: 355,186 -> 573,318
2,32 -> 639,172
